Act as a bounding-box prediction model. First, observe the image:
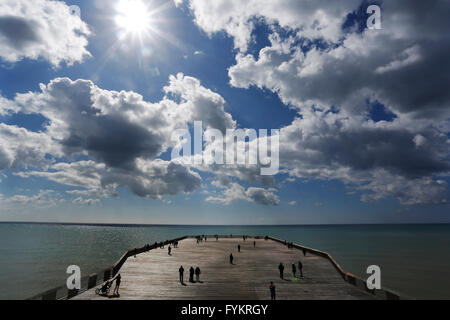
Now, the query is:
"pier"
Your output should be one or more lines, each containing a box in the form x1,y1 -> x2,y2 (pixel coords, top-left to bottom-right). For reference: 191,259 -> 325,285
65,237 -> 399,300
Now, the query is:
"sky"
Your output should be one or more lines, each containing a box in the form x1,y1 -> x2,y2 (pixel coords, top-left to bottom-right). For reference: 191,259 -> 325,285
0,0 -> 449,225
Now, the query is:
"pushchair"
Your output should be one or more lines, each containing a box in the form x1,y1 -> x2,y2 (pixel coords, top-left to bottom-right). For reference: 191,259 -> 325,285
95,280 -> 112,296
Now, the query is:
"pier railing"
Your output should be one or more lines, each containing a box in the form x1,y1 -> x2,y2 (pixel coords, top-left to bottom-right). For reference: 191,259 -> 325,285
267,236 -> 405,300
28,236 -> 189,300
28,235 -> 406,300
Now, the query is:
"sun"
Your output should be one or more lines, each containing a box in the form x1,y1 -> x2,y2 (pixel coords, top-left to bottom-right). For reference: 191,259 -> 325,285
115,0 -> 153,35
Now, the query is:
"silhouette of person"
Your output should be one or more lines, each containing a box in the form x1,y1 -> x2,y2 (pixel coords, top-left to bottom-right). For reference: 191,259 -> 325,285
179,266 -> 184,283
243,236 -> 246,241
114,274 -> 121,296
168,246 -> 172,255
298,261 -> 304,278
278,263 -> 285,279
269,282 -> 276,301
292,264 -> 297,278
230,254 -> 234,265
195,267 -> 201,282
254,241 -> 256,248
189,267 -> 195,282
238,245 -> 241,253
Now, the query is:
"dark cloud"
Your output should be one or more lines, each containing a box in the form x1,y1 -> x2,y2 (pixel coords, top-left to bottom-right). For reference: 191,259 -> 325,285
62,114 -> 163,169
0,16 -> 40,50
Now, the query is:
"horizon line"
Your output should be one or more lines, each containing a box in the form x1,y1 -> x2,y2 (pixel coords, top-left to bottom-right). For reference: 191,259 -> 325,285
1,221 -> 449,228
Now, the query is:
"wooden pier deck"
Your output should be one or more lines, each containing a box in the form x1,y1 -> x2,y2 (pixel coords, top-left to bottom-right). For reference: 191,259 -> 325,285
74,238 -> 376,300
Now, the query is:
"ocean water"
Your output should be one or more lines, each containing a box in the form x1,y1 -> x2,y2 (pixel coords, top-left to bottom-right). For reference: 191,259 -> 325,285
0,223 -> 449,300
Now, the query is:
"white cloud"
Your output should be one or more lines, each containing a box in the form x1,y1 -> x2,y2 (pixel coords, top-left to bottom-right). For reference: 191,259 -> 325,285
360,174 -> 448,206
5,74 -> 237,201
206,182 -> 279,206
72,197 -> 101,206
0,123 -> 61,171
164,73 -> 236,132
175,0 -> 360,51
232,2 -> 449,120
0,95 -> 18,115
174,0 -> 450,205
0,189 -> 63,209
0,0 -> 91,66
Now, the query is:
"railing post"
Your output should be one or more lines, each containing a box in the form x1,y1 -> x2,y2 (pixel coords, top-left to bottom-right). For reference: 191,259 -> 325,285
67,289 -> 79,299
104,269 -> 111,282
42,289 -> 58,300
88,274 -> 98,289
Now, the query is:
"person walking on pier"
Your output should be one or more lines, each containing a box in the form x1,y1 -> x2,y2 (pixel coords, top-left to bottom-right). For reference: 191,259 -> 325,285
113,274 -> 121,296
230,253 -> 234,265
195,267 -> 201,282
189,267 -> 195,282
278,263 -> 285,279
168,246 -> 172,255
292,263 -> 297,278
254,241 -> 256,248
238,244 -> 241,253
269,282 -> 276,300
179,266 -> 185,283
298,261 -> 304,278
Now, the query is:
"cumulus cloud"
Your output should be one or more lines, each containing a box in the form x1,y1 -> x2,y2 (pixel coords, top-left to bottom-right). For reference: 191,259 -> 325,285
278,110 -> 450,204
6,75 -> 235,201
175,0 -> 450,205
227,1 -> 450,119
206,182 -> 279,206
164,73 -> 236,132
174,0 -> 360,51
0,0 -> 91,66
246,187 -> 280,206
177,0 -> 450,119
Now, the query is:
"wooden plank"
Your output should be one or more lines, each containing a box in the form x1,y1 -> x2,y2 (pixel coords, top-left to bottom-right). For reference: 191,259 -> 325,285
74,238 -> 376,300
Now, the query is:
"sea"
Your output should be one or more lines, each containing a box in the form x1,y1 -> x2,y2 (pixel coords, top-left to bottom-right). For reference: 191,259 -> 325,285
0,223 -> 449,300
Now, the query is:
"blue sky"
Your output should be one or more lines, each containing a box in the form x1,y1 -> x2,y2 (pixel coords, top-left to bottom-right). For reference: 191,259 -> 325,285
0,0 -> 449,224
